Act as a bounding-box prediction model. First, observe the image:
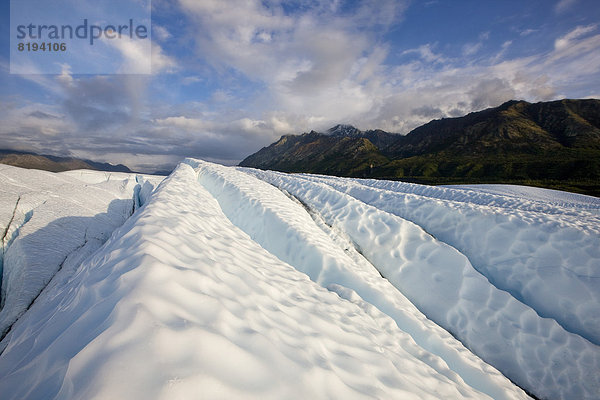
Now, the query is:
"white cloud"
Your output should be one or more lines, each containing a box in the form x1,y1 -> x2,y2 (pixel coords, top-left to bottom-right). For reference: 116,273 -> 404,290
554,24 -> 597,50
520,29 -> 537,37
461,31 -> 490,57
0,101 -> 75,150
555,0 -> 578,13
151,43 -> 178,74
462,42 -> 483,56
154,116 -> 208,131
402,43 -> 448,64
176,0 -> 407,125
5,0 -> 600,170
181,76 -> 203,85
154,113 -> 298,140
490,40 -> 513,63
153,25 -> 172,41
57,64 -> 75,87
335,24 -> 600,134
211,90 -> 234,103
107,35 -> 177,74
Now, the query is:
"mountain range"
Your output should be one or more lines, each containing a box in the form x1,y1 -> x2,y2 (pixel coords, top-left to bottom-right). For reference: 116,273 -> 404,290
0,149 -> 132,173
240,99 -> 600,196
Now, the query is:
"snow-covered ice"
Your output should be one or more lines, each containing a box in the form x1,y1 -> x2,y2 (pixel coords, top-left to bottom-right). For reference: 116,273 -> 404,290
0,165 -> 162,343
446,183 -> 600,209
0,163 -> 514,399
0,160 -> 598,399
279,173 -> 600,346
191,159 -> 526,399
245,168 -> 600,400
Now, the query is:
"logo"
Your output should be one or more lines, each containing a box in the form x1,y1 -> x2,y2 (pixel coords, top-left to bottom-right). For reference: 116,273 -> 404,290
10,0 -> 152,74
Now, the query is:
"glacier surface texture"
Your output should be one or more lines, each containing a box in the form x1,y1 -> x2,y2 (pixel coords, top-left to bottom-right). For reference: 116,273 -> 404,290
0,160 -> 599,400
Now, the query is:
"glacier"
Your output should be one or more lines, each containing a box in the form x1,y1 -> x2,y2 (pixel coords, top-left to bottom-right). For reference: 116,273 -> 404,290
0,165 -> 163,344
0,160 -> 599,399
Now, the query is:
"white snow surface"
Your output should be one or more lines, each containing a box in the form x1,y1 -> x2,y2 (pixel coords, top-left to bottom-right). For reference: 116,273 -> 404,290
191,160 -> 525,399
243,168 -> 600,400
0,165 -> 162,343
446,183 -> 600,208
0,162 -> 521,400
0,160 -> 598,399
275,173 -> 600,346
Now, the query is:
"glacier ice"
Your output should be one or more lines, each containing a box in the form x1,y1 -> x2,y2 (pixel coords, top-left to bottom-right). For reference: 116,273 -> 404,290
244,167 -> 600,400
1,160 -> 599,399
0,163 -> 507,399
0,165 -> 163,342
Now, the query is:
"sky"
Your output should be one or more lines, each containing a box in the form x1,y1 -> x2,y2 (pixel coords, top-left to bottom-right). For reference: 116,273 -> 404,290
1,0 -> 600,172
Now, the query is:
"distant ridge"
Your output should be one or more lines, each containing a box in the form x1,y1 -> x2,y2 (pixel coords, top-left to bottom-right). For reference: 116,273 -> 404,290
0,149 -> 133,173
240,99 -> 600,196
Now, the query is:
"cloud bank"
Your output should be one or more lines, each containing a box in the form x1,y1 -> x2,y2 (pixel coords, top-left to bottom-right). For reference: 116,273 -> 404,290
2,0 -> 600,171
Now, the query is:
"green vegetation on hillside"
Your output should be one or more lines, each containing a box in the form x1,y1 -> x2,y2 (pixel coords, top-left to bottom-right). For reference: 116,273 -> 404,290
240,99 -> 600,197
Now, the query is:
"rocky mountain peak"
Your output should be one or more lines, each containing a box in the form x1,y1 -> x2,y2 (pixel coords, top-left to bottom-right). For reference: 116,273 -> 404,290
325,124 -> 362,137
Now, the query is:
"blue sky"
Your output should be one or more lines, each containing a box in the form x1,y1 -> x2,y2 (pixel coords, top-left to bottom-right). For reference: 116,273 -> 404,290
1,0 -> 600,172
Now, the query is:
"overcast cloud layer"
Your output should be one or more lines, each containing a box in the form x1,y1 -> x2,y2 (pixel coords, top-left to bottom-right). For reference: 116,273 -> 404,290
1,0 -> 600,172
